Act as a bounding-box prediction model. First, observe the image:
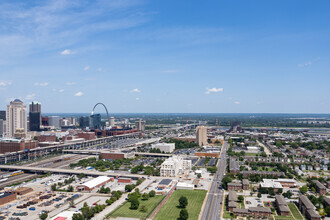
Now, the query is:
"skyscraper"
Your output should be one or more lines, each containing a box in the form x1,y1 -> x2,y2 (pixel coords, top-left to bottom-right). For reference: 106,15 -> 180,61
48,116 -> 60,129
79,116 -> 90,129
29,101 -> 41,131
0,111 -> 5,120
6,99 -> 27,137
90,114 -> 101,129
196,126 -> 207,146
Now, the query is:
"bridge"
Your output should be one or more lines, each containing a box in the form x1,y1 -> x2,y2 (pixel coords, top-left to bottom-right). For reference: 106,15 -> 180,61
63,149 -> 172,158
0,132 -> 141,164
0,165 -> 164,180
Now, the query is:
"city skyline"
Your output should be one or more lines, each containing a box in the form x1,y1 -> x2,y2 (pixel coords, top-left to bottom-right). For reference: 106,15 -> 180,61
1,0 -> 330,113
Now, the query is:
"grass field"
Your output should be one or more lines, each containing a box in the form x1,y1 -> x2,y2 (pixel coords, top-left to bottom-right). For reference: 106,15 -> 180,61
245,153 -> 259,156
108,195 -> 165,219
274,215 -> 295,220
154,190 -> 207,220
288,203 -> 304,220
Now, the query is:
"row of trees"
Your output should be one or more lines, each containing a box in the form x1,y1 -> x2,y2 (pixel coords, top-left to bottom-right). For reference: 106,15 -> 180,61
72,191 -> 123,220
125,178 -> 145,192
128,188 -> 156,212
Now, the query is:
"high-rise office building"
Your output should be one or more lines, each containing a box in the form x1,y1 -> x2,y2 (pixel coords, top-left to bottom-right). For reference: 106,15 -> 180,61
6,99 -> 27,137
196,126 -> 208,146
79,116 -> 90,129
48,116 -> 60,129
110,117 -> 115,127
0,111 -> 5,120
0,119 -> 4,137
90,114 -> 101,129
29,101 -> 41,131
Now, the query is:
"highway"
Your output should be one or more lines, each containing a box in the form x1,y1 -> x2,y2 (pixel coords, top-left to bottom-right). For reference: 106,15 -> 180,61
201,141 -> 228,220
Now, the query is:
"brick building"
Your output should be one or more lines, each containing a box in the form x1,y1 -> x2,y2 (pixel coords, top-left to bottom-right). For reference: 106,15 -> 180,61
0,138 -> 38,154
249,207 -> 271,219
311,180 -> 326,195
227,182 -> 242,191
298,195 -> 321,220
275,195 -> 290,216
14,187 -> 33,195
38,135 -> 56,142
242,179 -> 249,190
76,132 -> 96,140
0,192 -> 16,205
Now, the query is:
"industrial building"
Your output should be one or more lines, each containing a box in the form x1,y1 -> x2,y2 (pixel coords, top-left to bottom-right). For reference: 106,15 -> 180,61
0,192 -> 16,205
76,176 -> 113,191
160,156 -> 191,177
151,143 -> 175,153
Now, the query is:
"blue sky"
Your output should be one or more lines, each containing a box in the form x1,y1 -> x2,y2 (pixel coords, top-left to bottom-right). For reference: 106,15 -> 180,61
0,0 -> 329,113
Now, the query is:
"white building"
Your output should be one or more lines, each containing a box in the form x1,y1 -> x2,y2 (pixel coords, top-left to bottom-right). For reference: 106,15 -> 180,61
110,116 -> 115,127
196,126 -> 207,146
160,156 -> 191,177
176,182 -> 194,190
6,99 -> 27,137
151,143 -> 175,153
48,116 -> 60,129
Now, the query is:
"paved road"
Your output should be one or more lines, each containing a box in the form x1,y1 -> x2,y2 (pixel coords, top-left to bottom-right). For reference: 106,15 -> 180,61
201,141 -> 228,220
256,140 -> 271,156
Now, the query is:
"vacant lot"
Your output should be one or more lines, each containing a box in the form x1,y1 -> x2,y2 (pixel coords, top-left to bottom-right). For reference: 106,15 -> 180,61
109,195 -> 164,219
154,190 -> 207,220
288,203 -> 304,220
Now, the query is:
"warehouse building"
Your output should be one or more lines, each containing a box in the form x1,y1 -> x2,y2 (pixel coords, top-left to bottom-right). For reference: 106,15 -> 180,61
0,192 -> 16,205
76,176 -> 113,191
151,143 -> 175,153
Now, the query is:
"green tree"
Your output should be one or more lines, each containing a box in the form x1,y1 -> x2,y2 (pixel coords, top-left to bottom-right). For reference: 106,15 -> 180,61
300,185 -> 308,194
72,213 -> 84,220
67,185 -> 74,192
179,209 -> 189,220
51,184 -> 57,191
39,212 -> 48,220
238,195 -> 244,203
179,196 -> 188,208
142,193 -> 149,200
197,173 -> 202,178
257,193 -> 262,198
140,205 -> 148,213
130,197 -> 140,210
149,190 -> 156,197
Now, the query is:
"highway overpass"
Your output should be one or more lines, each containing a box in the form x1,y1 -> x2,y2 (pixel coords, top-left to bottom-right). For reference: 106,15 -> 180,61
0,132 -> 141,164
0,165 -> 153,180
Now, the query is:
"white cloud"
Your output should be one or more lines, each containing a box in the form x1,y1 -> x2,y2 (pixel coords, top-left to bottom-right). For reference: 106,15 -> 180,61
205,87 -> 224,95
66,82 -> 76,86
234,101 -> 240,105
298,61 -> 312,67
25,94 -> 36,100
34,82 -> 48,87
97,67 -> 103,72
298,57 -> 320,67
130,88 -> 141,93
84,65 -> 90,71
58,89 -> 64,93
136,97 -> 140,101
74,91 -> 83,97
60,49 -> 74,55
0,80 -> 12,87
